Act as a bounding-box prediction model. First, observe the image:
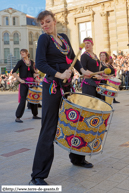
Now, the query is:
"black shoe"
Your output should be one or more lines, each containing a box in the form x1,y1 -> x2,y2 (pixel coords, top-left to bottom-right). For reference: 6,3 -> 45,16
15,118 -> 23,123
33,116 -> 41,119
29,178 -> 48,185
73,160 -> 94,168
38,103 -> 42,108
113,99 -> 120,103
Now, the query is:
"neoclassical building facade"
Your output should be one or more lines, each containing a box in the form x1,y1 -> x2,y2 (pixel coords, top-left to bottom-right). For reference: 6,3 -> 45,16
0,8 -> 42,73
46,0 -> 129,56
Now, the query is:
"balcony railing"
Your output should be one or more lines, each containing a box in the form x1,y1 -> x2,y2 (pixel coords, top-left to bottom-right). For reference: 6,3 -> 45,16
4,41 -> 9,45
0,58 -> 19,65
14,41 -> 19,45
0,59 -> 7,64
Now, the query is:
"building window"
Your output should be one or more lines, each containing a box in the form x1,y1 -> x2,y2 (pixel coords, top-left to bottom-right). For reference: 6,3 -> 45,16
29,33 -> 33,45
13,33 -> 19,44
35,33 -> 39,41
79,22 -> 92,53
79,22 -> 92,42
5,17 -> 9,25
1,67 -> 6,74
4,48 -> 10,64
29,48 -> 33,59
13,17 -> 18,25
4,32 -> 9,45
14,48 -> 20,60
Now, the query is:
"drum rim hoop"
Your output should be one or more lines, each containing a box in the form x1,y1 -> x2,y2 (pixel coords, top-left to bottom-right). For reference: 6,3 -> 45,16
63,92 -> 113,114
97,83 -> 118,93
108,78 -> 121,83
29,87 -> 42,92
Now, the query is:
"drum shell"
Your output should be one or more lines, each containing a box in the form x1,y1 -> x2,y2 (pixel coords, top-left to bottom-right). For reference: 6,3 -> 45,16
96,84 -> 118,105
27,87 -> 42,104
55,93 -> 113,155
107,78 -> 121,90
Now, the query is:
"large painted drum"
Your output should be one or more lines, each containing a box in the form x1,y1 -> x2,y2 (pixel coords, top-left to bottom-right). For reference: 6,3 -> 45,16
55,93 -> 113,155
96,84 -> 118,105
27,86 -> 42,104
107,77 -> 121,90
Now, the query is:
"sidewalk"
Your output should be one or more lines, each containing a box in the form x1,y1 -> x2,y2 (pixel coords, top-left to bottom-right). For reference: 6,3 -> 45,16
0,90 -> 129,193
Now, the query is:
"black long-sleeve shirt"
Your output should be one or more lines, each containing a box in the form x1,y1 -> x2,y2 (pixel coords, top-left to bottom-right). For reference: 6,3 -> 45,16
35,33 -> 82,77
12,60 -> 34,78
100,62 -> 115,84
81,53 -> 100,72
101,62 -> 115,75
81,52 -> 100,82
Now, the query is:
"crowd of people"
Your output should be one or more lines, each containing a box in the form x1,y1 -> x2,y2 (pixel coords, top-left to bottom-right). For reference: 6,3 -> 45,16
112,51 -> 129,89
0,67 -> 44,91
0,71 -> 19,91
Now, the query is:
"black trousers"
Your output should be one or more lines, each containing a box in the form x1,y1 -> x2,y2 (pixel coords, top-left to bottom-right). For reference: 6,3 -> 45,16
31,82 -> 62,179
16,84 -> 38,118
31,82 -> 86,179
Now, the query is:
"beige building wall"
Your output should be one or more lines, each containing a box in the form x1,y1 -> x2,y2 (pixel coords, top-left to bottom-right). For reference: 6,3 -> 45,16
46,0 -> 129,56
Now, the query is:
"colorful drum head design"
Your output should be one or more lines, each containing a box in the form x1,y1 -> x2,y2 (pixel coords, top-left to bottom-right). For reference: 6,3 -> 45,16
84,115 -> 103,128
65,108 -> 84,123
65,135 -> 88,149
55,93 -> 113,155
87,138 -> 102,151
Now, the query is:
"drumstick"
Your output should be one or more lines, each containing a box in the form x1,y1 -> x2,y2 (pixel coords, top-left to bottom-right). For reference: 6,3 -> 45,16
24,81 -> 37,84
79,68 -> 111,78
90,68 -> 111,76
63,43 -> 85,83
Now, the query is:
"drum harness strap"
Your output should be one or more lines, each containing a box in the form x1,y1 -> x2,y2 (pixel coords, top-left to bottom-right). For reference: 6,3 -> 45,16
43,64 -> 74,96
81,78 -> 100,87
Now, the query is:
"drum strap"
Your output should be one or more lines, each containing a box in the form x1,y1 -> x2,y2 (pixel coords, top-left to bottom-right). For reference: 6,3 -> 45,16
18,77 -> 35,103
82,79 -> 100,87
43,77 -> 73,95
43,64 -> 73,95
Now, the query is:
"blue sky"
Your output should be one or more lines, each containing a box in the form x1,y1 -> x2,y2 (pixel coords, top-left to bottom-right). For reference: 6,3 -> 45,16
0,0 -> 46,17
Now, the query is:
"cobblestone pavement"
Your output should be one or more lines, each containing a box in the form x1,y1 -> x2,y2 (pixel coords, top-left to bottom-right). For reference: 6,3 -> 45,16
0,90 -> 129,193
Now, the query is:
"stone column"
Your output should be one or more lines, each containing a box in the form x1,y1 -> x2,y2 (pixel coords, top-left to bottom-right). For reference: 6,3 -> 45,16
91,10 -> 96,53
49,0 -> 54,7
100,11 -> 110,54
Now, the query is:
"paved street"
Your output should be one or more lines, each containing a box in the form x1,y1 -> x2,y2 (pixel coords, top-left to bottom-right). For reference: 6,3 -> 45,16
0,90 -> 129,193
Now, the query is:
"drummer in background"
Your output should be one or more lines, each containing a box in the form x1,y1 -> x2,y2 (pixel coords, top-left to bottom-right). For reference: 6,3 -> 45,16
81,37 -> 104,96
79,38 -> 107,169
99,52 -> 115,84
108,56 -> 120,103
99,52 -> 116,100
12,49 -> 41,123
27,62 -> 42,109
29,10 -> 92,186
34,63 -> 42,108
